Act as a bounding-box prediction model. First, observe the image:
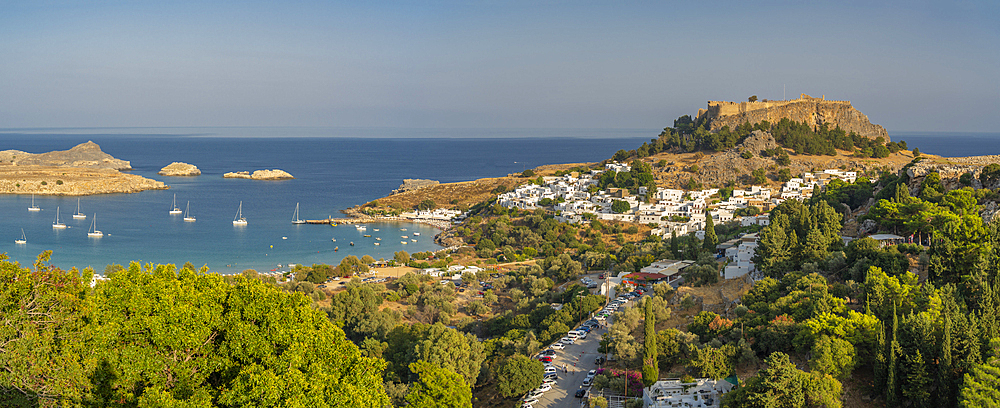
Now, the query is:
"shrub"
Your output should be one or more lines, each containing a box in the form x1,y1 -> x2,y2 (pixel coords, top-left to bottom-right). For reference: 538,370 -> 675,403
56,180 -> 63,185
740,151 -> 753,159
40,181 -> 47,185
521,169 -> 535,177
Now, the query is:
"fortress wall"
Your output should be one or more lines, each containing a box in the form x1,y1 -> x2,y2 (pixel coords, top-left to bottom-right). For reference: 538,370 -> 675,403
698,94 -> 887,142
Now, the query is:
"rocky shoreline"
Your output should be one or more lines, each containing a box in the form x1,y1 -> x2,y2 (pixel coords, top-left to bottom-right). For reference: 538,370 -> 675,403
0,166 -> 167,195
223,169 -> 295,180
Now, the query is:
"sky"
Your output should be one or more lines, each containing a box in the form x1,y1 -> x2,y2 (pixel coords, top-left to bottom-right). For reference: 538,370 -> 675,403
1,0 -> 998,132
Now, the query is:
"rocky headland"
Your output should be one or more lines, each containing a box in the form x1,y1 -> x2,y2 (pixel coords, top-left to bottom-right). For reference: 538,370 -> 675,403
158,162 -> 201,176
223,169 -> 295,180
0,141 -> 132,170
0,142 -> 166,195
392,179 -> 439,194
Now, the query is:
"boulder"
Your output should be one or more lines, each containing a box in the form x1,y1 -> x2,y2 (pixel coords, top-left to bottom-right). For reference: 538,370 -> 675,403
158,162 -> 201,176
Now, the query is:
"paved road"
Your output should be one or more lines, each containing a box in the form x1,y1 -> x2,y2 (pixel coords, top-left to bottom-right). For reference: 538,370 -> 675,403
533,293 -> 637,408
532,325 -> 607,408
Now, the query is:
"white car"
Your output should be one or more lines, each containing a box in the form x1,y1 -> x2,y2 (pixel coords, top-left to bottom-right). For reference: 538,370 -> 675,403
560,337 -> 575,344
542,377 -> 557,386
544,366 -> 558,375
523,396 -> 540,405
535,384 -> 552,393
551,343 -> 565,350
526,389 -> 544,399
586,369 -> 597,379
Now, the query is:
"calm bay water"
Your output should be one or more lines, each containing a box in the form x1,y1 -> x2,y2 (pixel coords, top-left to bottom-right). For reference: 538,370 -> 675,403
0,127 -> 654,273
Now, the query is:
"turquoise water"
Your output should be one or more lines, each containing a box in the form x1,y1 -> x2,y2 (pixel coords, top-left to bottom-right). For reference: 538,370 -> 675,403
0,128 -> 654,273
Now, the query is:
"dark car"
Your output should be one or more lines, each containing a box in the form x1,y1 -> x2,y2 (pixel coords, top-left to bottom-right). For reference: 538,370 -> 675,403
595,356 -> 606,365
575,388 -> 587,398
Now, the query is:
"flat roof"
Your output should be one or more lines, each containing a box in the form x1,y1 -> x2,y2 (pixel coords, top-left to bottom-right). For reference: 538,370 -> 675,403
869,234 -> 904,240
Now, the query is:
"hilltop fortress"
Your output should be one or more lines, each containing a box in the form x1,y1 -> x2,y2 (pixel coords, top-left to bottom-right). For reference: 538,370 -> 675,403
696,94 -> 889,141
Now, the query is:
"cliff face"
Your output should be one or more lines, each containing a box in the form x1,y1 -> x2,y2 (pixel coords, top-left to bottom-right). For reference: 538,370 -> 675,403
697,94 -> 889,142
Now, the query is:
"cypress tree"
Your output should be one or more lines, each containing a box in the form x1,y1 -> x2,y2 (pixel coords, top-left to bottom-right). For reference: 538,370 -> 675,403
939,314 -> 954,408
875,319 -> 887,391
703,210 -> 718,251
642,299 -> 658,386
670,230 -> 679,258
887,304 -> 900,406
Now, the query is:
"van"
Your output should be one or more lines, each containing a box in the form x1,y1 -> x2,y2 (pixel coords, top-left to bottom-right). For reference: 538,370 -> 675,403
566,331 -> 581,339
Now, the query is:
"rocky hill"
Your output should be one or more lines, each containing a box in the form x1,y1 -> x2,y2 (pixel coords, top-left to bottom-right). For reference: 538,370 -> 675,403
697,94 -> 888,141
648,130 -> 917,189
0,141 -> 168,195
0,141 -> 132,170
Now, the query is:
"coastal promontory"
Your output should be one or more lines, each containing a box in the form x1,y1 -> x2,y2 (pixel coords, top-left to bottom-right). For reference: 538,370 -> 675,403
158,162 -> 202,176
0,141 -> 166,195
223,169 -> 295,180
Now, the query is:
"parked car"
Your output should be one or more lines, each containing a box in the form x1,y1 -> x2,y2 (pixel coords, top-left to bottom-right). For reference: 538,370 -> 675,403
538,356 -> 553,363
551,343 -> 565,350
544,366 -> 557,375
560,337 -> 575,344
575,388 -> 587,398
595,356 -> 606,365
535,384 -> 552,393
542,377 -> 557,386
522,396 -> 540,405
582,377 -> 593,387
540,349 -> 556,356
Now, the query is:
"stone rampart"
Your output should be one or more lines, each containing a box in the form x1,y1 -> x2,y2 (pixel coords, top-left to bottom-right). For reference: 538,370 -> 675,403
697,94 -> 888,141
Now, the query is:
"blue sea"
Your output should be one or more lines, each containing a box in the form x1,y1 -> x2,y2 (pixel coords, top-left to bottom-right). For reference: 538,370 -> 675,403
0,127 -> 655,274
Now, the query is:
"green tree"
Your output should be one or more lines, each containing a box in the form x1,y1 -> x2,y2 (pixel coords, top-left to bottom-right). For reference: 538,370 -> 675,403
495,354 -> 544,398
0,252 -> 93,406
417,199 -> 437,211
723,352 -> 842,408
959,339 -> 1000,408
90,262 -> 390,407
981,163 -> 1000,184
643,299 -> 659,386
611,200 -> 631,214
752,168 -> 767,185
405,360 -> 472,408
809,335 -> 856,379
394,250 -> 411,265
703,211 -> 718,251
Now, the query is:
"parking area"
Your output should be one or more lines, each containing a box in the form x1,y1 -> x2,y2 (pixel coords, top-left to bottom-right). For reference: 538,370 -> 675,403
524,289 -> 639,408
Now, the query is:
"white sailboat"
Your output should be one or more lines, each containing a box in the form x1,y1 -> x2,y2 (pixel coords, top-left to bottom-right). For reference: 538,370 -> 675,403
15,229 -> 26,245
88,214 -> 103,238
52,207 -> 66,229
28,194 -> 40,212
291,203 -> 305,224
183,201 -> 196,222
72,198 -> 87,219
169,194 -> 183,215
233,201 -> 247,226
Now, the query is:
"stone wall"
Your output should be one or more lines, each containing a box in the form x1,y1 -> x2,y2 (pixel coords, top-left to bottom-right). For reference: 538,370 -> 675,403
696,94 -> 889,142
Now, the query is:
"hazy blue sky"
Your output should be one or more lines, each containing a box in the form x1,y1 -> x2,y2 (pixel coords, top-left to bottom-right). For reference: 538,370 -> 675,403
1,1 -> 997,132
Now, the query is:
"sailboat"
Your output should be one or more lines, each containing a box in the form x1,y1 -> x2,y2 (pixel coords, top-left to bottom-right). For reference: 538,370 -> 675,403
291,203 -> 305,224
183,201 -> 196,222
88,214 -> 103,238
169,194 -> 183,215
52,207 -> 66,229
73,198 -> 87,219
28,194 -> 40,212
15,229 -> 26,245
233,201 -> 247,226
